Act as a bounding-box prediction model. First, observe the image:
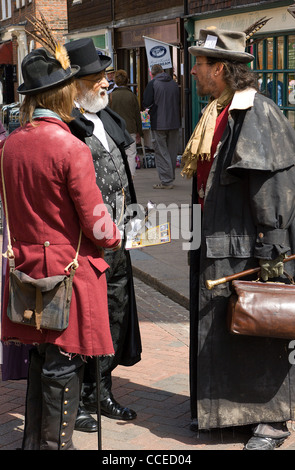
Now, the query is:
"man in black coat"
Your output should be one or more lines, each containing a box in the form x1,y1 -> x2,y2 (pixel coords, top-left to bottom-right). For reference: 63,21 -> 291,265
184,27 -> 295,450
65,38 -> 142,431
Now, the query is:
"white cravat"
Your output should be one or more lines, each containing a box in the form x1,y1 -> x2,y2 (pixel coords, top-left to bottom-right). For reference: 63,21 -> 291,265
75,102 -> 110,151
84,111 -> 110,152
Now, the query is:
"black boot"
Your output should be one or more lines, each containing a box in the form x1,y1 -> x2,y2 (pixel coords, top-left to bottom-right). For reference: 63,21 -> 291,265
83,372 -> 137,421
100,392 -> 137,420
74,403 -> 98,433
40,369 -> 83,450
22,348 -> 43,450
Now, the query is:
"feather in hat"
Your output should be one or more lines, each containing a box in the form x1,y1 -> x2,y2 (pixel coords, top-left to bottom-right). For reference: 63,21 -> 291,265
244,17 -> 272,45
26,11 -> 70,70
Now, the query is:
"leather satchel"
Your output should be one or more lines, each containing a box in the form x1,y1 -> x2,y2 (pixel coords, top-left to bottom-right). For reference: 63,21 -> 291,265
7,269 -> 75,331
227,279 -> 295,339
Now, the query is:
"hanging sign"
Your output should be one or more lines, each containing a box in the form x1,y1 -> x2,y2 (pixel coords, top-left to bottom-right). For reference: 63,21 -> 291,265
143,36 -> 172,70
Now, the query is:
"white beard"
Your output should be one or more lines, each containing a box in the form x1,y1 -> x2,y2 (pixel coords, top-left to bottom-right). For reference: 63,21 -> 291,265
77,83 -> 109,113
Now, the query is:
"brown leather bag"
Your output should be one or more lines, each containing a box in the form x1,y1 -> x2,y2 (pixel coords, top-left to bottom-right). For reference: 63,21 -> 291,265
227,280 -> 295,339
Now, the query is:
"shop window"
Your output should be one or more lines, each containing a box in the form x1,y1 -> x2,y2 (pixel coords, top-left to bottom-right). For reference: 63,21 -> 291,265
253,33 -> 295,127
1,0 -> 11,18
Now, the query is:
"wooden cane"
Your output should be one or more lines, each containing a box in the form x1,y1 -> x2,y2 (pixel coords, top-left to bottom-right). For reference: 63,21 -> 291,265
95,356 -> 102,450
206,253 -> 295,290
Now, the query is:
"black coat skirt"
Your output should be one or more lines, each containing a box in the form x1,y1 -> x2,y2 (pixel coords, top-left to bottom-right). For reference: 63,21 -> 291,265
190,92 -> 295,429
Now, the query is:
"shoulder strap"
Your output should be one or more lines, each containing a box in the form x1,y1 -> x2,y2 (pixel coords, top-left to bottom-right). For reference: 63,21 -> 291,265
1,141 -> 14,269
1,141 -> 81,272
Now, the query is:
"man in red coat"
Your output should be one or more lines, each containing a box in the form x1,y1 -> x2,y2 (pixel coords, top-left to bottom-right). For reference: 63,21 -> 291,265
0,47 -> 121,450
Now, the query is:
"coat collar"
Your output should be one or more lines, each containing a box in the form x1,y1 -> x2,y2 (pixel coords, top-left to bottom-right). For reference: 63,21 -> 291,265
69,106 -> 134,149
30,116 -> 71,133
229,87 -> 257,112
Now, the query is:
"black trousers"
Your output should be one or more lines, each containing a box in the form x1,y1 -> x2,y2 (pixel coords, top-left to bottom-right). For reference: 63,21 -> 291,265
83,247 -> 131,401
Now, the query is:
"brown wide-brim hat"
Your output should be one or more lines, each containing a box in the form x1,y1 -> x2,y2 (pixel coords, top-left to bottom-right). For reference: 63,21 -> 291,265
189,27 -> 254,63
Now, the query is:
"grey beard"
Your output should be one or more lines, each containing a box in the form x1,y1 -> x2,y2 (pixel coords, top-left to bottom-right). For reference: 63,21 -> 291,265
77,87 -> 109,113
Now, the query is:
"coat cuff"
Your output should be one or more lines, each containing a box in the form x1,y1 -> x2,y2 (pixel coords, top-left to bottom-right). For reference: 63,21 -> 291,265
254,227 -> 290,259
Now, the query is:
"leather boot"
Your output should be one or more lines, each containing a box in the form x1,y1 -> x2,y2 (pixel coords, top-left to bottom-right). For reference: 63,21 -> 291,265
74,403 -> 98,433
40,368 -> 83,450
22,348 -> 43,450
100,392 -> 137,420
83,372 -> 137,420
81,382 -> 97,413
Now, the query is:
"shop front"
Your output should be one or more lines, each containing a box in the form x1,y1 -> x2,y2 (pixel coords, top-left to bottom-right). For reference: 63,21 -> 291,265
0,25 -> 27,106
114,18 -> 186,152
115,18 -> 182,101
66,29 -> 114,63
0,41 -> 13,105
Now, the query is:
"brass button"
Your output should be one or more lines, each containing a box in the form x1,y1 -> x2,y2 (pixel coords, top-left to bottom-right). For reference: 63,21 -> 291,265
44,241 -> 50,247
61,432 -> 65,437
258,232 -> 264,239
61,442 -> 65,447
65,388 -> 69,392
64,400 -> 68,405
62,422 -> 67,427
64,410 -> 68,415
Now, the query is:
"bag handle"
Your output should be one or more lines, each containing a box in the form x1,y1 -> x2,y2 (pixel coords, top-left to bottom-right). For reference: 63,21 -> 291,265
1,141 -> 82,272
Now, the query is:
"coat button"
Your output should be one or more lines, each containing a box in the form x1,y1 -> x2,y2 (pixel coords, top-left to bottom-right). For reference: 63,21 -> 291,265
258,232 -> 264,239
44,241 -> 50,247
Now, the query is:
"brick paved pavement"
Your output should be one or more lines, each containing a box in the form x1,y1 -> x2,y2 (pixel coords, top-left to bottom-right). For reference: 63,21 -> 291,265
1,278 -> 295,451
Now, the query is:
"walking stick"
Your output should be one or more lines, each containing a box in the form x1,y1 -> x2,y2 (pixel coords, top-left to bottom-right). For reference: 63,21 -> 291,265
206,253 -> 295,290
95,356 -> 102,450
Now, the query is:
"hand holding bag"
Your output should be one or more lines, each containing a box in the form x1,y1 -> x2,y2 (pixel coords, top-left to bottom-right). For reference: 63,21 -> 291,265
1,142 -> 82,331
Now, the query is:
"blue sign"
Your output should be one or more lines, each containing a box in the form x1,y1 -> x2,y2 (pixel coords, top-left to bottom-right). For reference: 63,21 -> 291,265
150,46 -> 167,58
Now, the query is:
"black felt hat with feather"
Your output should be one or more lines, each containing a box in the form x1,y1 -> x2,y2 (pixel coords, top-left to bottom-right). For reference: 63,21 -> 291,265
18,12 -> 80,95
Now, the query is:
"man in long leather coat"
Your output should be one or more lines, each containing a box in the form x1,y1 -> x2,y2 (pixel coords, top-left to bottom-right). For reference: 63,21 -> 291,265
65,38 -> 142,431
184,27 -> 295,450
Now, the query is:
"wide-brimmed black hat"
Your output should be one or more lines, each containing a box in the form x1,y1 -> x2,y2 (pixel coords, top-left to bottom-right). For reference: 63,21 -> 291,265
17,48 -> 80,95
189,27 -> 254,63
65,38 -> 112,77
